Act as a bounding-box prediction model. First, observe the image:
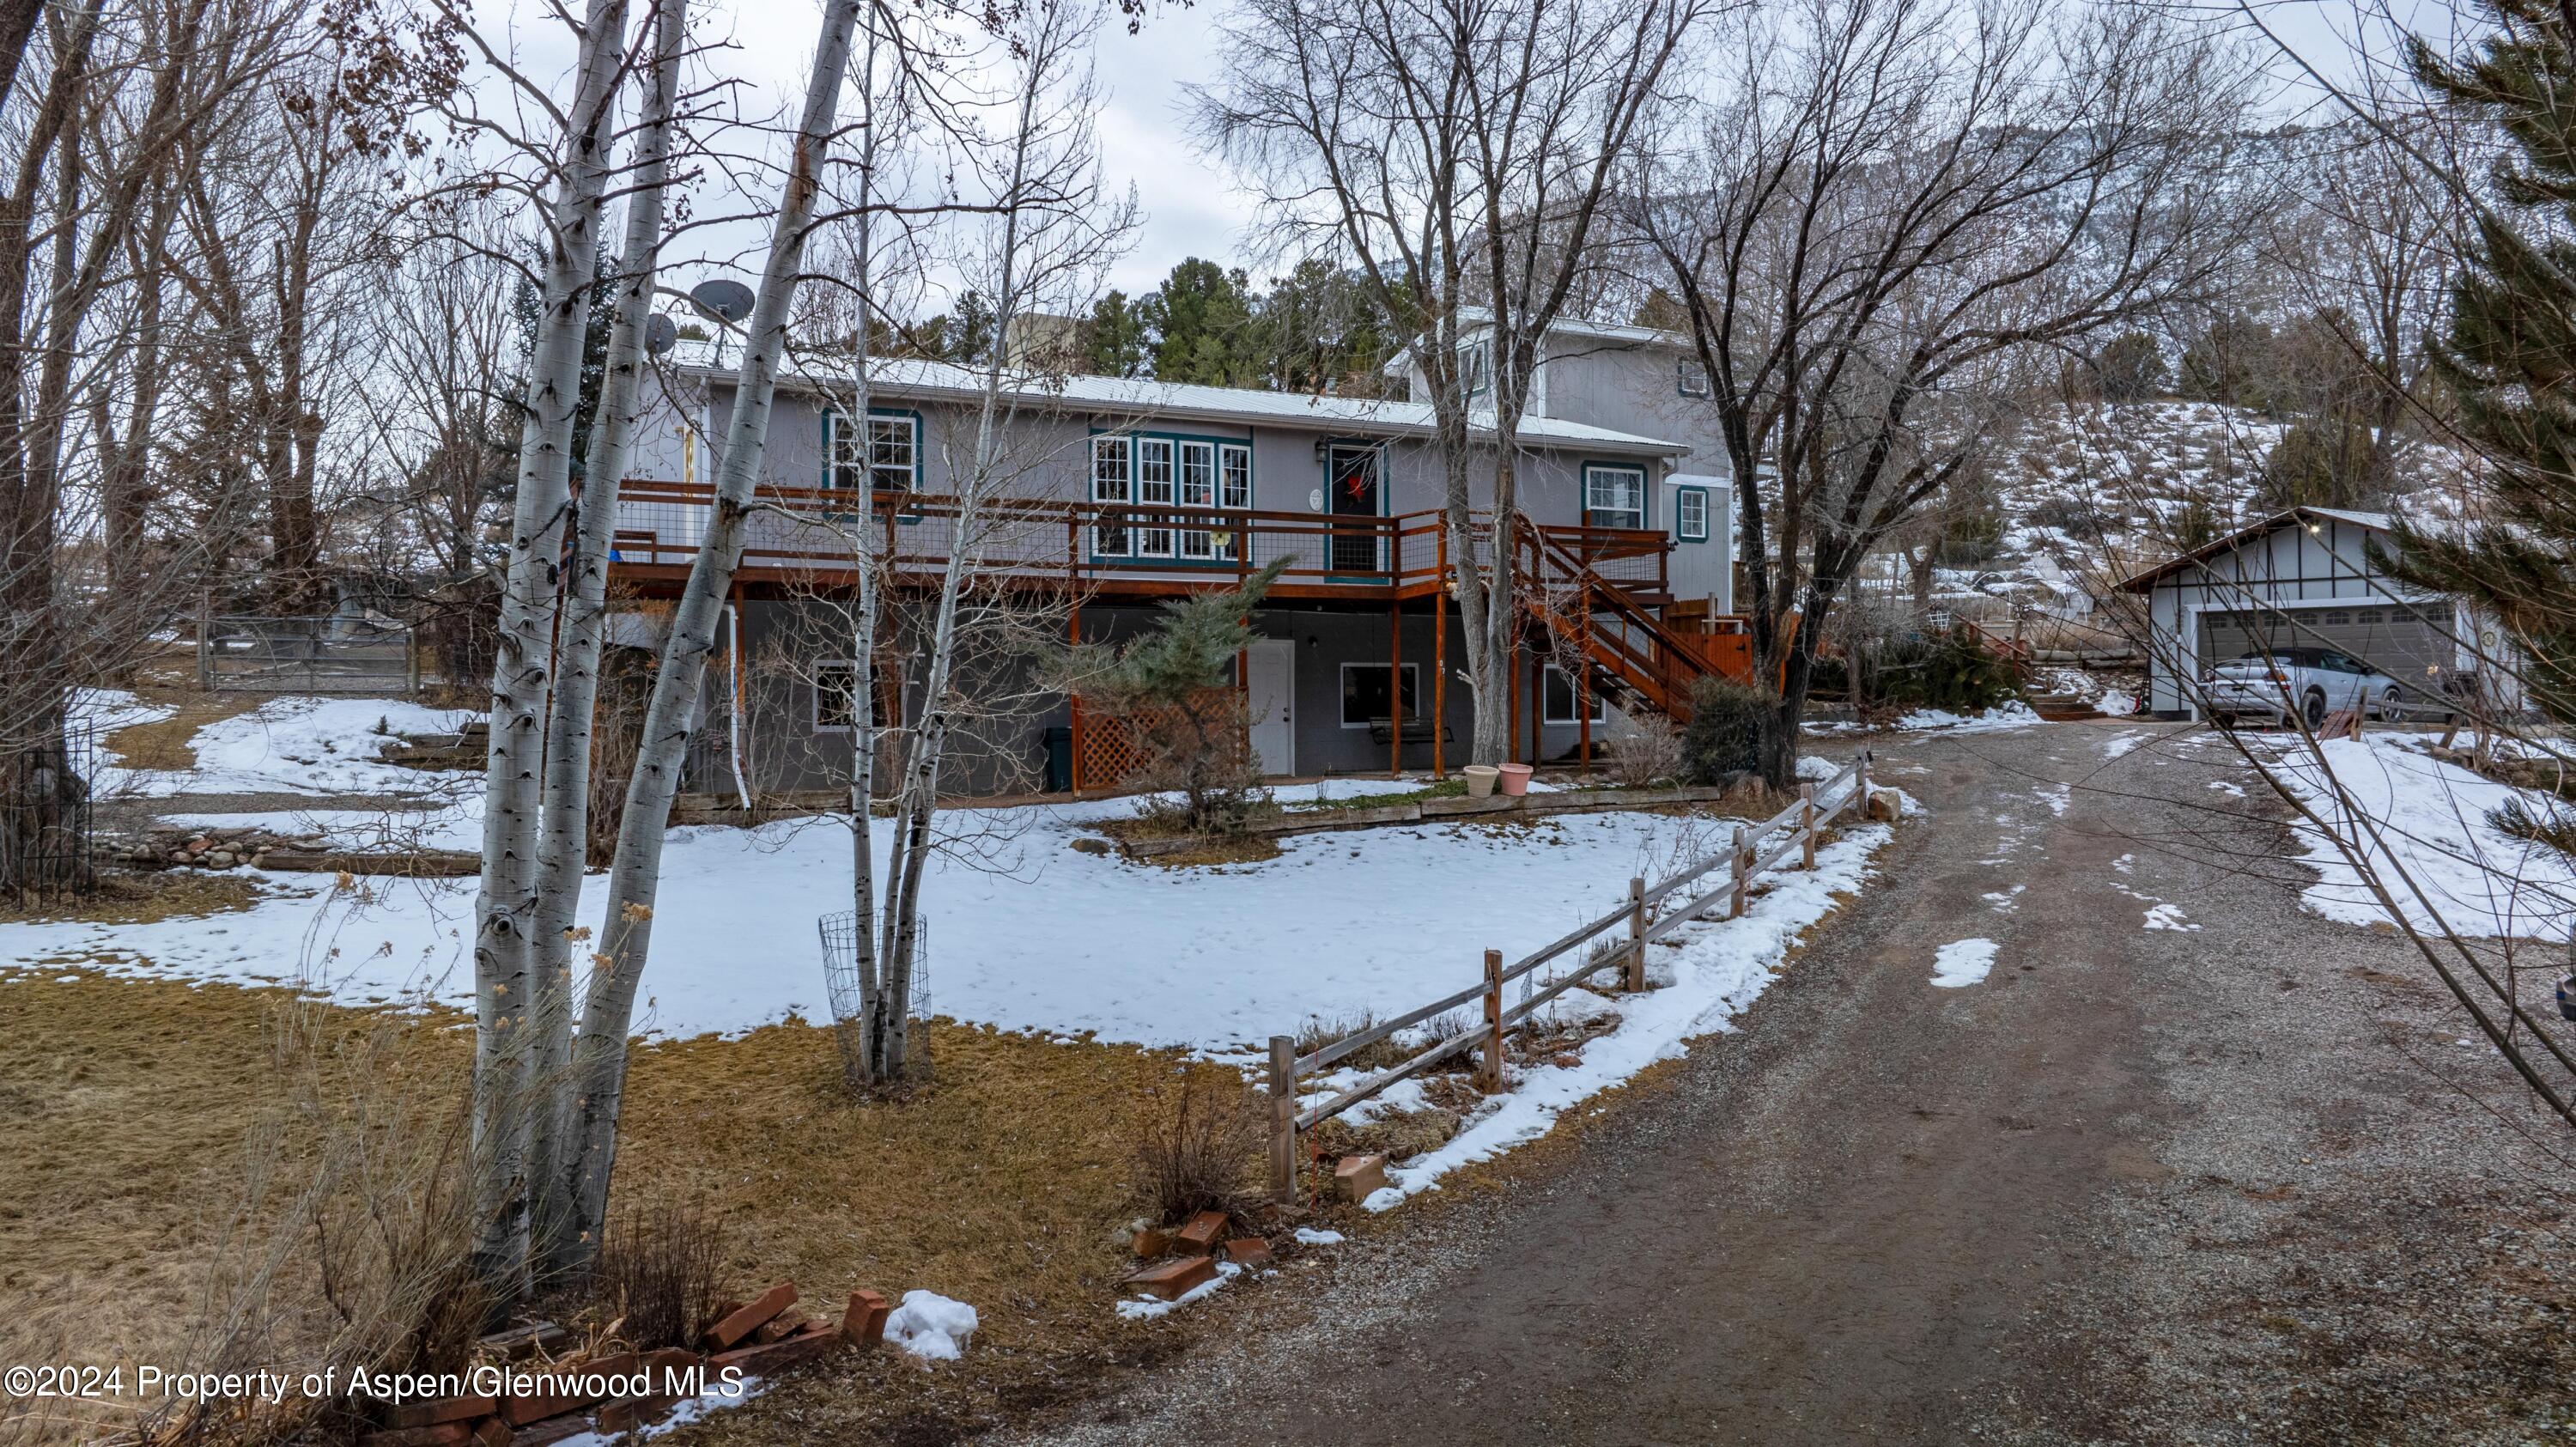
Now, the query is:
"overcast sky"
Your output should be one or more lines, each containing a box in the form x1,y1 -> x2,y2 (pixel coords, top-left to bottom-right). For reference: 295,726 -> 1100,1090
474,0 -> 2453,307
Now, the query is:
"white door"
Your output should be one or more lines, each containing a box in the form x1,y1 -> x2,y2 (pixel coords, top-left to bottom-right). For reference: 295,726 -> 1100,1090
1247,638 -> 1295,776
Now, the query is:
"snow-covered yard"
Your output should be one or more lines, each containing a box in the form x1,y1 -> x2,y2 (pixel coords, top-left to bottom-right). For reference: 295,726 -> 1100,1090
8,779 -> 1889,1056
74,689 -> 474,797
2257,735 -> 2575,940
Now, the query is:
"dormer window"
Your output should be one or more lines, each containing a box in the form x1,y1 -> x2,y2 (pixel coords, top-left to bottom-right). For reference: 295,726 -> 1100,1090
1459,337 -> 1492,398
1676,357 -> 1710,398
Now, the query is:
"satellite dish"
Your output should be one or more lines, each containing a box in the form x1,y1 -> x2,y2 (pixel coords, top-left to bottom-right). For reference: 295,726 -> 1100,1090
689,279 -> 755,324
645,313 -> 677,356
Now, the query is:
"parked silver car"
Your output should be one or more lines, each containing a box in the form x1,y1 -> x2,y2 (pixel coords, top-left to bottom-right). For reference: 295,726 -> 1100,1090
2203,647 -> 2404,728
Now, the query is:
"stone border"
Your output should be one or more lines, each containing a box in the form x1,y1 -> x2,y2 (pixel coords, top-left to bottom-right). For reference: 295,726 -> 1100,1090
1115,785 -> 1740,860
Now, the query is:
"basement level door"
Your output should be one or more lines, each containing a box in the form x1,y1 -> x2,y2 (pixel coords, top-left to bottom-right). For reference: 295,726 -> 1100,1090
1247,637 -> 1295,776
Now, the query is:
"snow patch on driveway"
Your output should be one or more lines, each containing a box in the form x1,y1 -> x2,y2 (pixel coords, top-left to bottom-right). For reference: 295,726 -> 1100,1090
1899,702 -> 2044,733
1929,938 -> 1999,988
2142,902 -> 2200,932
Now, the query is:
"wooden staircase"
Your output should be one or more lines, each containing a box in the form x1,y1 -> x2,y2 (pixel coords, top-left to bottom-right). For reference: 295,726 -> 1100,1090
1512,519 -> 1751,726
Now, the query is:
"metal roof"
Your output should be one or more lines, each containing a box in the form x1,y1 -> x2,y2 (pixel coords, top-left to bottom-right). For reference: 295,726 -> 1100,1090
671,344 -> 1690,457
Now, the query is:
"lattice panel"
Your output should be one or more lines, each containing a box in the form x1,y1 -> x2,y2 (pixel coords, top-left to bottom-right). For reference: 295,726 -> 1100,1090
1074,687 -> 1240,791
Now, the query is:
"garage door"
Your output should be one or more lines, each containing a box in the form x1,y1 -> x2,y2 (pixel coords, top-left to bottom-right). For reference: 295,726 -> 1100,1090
2198,603 -> 2457,702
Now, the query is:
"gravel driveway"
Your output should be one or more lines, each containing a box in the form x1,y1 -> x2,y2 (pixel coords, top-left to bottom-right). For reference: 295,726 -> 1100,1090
1004,721 -> 2576,1447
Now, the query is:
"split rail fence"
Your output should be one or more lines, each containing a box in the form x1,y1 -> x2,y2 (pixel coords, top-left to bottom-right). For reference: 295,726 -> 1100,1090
1266,750 -> 1875,1203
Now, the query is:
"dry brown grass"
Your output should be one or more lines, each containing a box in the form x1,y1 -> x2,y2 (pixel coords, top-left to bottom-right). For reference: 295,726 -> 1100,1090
101,692 -> 258,774
0,869 -> 259,926
0,970 -> 1255,1444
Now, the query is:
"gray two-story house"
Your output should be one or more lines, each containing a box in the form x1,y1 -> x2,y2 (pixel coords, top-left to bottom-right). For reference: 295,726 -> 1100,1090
608,332 -> 1749,799
1398,313 -> 1737,618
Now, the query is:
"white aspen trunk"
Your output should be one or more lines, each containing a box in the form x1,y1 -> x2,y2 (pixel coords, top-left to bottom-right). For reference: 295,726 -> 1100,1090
837,30 -> 891,1085
559,0 -> 866,1264
877,69 -> 1042,1079
469,0 -> 629,1302
528,0 -> 684,1274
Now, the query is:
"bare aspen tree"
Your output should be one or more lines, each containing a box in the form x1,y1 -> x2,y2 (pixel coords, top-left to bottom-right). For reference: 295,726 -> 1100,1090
874,0 -> 1133,1079
562,0 -> 870,1268
527,0 -> 687,1273
804,19 -> 912,1089
459,0 -> 632,1299
1196,0 -> 1709,764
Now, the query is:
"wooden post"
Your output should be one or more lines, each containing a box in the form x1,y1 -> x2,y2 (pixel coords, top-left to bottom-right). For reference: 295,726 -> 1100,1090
1269,1034 -> 1297,1206
1432,530 -> 1448,779
195,594 -> 212,691
1853,749 -> 1870,821
1479,947 -> 1504,1092
406,626 -> 422,696
1624,875 -> 1647,991
1577,593 -> 1593,775
1728,823 -> 1751,920
1799,783 -> 1817,869
1388,593 -> 1403,778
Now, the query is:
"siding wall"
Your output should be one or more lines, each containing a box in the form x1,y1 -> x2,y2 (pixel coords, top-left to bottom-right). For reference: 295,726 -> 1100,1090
705,598 -> 1635,796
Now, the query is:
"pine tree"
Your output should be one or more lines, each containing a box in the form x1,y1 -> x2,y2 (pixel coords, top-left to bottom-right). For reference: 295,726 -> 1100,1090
1143,258 -> 1261,386
1085,289 -> 1152,376
2400,2 -> 2576,721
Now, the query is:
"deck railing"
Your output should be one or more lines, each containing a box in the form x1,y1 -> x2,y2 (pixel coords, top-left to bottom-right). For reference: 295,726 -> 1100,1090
608,480 -> 1669,600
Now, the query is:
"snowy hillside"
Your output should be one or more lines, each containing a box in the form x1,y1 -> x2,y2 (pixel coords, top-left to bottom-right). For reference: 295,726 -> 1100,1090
1898,400 -> 2476,622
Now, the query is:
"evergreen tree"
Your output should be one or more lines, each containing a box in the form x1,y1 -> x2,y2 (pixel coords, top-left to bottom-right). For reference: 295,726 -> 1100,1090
2400,2 -> 2576,721
2093,331 -> 2171,403
1143,258 -> 1262,386
1085,289 -> 1152,376
508,241 -> 617,471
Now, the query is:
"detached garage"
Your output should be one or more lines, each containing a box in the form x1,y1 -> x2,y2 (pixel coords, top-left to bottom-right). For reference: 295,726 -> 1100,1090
2119,507 -> 2484,720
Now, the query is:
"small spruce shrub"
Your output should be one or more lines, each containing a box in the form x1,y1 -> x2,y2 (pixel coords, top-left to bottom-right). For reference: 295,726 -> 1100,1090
1680,678 -> 1775,784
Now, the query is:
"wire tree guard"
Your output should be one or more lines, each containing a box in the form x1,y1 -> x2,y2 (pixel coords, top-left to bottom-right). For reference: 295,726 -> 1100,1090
817,909 -> 930,1082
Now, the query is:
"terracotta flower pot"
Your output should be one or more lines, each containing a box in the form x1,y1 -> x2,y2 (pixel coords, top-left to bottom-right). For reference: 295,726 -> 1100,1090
1498,763 -> 1534,798
1463,764 -> 1500,799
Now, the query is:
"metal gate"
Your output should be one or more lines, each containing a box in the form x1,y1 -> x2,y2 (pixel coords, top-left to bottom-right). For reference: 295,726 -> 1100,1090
199,616 -> 419,695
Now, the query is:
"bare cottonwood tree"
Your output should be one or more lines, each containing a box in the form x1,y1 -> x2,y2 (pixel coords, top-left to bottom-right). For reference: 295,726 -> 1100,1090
1196,0 -> 1711,764
0,0 -> 308,897
1631,0 -> 2263,783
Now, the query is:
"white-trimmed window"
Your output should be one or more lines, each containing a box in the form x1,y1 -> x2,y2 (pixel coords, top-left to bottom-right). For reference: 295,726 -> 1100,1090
1178,441 -> 1217,559
1459,337 -> 1492,397
1675,487 -> 1710,542
1220,443 -> 1251,508
1340,663 -> 1420,727
1091,434 -> 1132,556
1584,465 -> 1647,530
1542,664 -> 1606,724
1676,357 -> 1710,398
1136,437 -> 1175,556
826,410 -> 919,490
814,660 -> 889,732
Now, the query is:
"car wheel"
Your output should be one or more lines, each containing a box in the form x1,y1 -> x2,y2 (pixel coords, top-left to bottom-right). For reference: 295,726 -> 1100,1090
2379,685 -> 2400,720
2304,689 -> 2326,728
